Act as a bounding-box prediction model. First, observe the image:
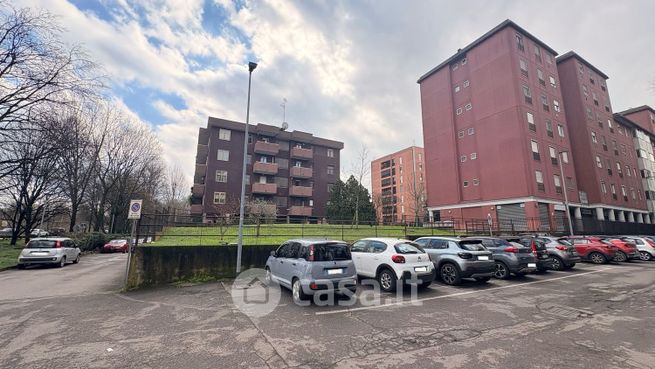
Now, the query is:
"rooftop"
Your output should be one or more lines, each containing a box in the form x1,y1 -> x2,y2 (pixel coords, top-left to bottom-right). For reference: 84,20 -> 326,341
556,51 -> 609,80
417,19 -> 558,83
616,105 -> 655,117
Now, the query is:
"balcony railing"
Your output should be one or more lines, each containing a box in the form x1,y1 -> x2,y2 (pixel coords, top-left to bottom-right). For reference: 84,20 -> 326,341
195,163 -> 206,177
253,162 -> 279,175
254,141 -> 280,156
289,185 -> 312,197
196,144 -> 208,164
288,206 -> 312,217
289,166 -> 312,178
192,184 -> 205,197
291,146 -> 313,159
190,204 -> 203,214
251,182 -> 277,195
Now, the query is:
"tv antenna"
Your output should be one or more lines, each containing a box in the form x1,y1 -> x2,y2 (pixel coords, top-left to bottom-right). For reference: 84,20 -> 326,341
280,98 -> 288,131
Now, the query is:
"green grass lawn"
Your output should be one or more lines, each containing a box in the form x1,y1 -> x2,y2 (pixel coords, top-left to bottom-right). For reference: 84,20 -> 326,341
151,223 -> 455,246
0,239 -> 24,269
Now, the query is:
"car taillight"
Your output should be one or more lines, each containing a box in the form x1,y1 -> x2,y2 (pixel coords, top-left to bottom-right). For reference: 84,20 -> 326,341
391,254 -> 405,263
531,242 -> 537,256
503,246 -> 519,253
555,245 -> 567,251
308,245 -> 315,262
309,282 -> 318,290
55,240 -> 62,248
457,252 -> 472,259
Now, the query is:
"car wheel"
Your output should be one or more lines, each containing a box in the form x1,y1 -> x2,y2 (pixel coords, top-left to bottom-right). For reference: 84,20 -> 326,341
639,251 -> 653,261
474,277 -> 491,283
439,263 -> 462,285
264,267 -> 276,285
493,262 -> 510,280
550,256 -> 564,271
589,252 -> 607,264
377,268 -> 398,293
292,278 -> 308,304
73,254 -> 80,264
614,251 -> 627,263
58,256 -> 66,268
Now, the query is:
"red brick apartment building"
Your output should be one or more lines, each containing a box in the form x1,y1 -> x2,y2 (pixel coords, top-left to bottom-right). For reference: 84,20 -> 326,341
191,117 -> 343,221
371,146 -> 426,223
417,19 -> 651,232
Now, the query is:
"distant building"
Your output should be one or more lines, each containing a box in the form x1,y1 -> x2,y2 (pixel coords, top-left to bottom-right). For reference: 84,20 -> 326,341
191,117 -> 343,220
371,146 -> 426,223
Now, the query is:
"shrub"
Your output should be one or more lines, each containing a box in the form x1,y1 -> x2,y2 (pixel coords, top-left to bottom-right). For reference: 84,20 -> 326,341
72,232 -> 129,252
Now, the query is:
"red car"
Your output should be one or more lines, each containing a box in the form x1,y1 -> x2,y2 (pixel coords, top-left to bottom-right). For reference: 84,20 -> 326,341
561,236 -> 616,264
602,238 -> 640,262
103,239 -> 129,253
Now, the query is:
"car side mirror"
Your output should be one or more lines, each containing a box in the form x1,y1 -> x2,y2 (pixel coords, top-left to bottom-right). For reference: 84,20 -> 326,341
270,251 -> 277,257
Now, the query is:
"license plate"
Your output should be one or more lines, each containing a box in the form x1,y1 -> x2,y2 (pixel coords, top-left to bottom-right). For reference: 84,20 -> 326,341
477,256 -> 489,261
327,268 -> 343,275
31,252 -> 48,256
528,263 -> 537,268
414,266 -> 427,272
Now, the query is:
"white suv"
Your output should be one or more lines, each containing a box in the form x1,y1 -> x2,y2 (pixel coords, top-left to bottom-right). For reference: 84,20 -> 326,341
350,238 -> 435,292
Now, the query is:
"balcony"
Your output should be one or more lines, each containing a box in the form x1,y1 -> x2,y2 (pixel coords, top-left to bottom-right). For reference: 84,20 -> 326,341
190,204 -> 203,214
192,184 -> 205,198
291,146 -> 313,160
251,182 -> 277,195
289,166 -> 313,178
289,185 -> 312,197
254,141 -> 279,156
253,162 -> 279,175
288,205 -> 312,217
195,163 -> 207,177
196,144 -> 208,164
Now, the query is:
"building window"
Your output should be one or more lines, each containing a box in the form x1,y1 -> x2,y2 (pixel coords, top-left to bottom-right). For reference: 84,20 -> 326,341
561,151 -> 569,163
452,63 -> 458,71
460,155 -> 467,162
527,112 -> 536,132
213,192 -> 226,204
523,85 -> 532,104
473,178 -> 479,186
461,58 -> 467,65
327,165 -> 335,175
549,146 -> 558,165
327,183 -> 334,193
553,100 -> 560,112
596,156 -> 602,168
470,152 -> 477,160
458,130 -> 465,139
616,162 -> 623,177
215,170 -> 227,183
611,184 -> 616,199
463,80 -> 470,88
537,69 -> 545,86
631,188 -> 636,200
626,165 -> 631,177
601,181 -> 607,194
621,185 -> 627,198
516,33 -> 524,51
454,85 -> 460,93
327,148 -> 334,158
468,127 -> 475,135
545,53 -> 552,64
519,59 -> 528,77
217,149 -> 229,161
545,120 -> 553,137
557,124 -> 565,137
456,107 -> 463,115
531,140 -> 540,161
592,92 -> 599,106
591,131 -> 597,143
535,170 -> 544,191
245,174 -> 250,185
586,107 -> 593,119
549,76 -> 556,88
463,180 -> 469,187
247,154 -> 252,165
465,103 -> 472,111
566,176 -> 573,190
541,95 -> 549,111
218,128 -> 231,141
554,175 -> 562,194
534,46 -> 542,62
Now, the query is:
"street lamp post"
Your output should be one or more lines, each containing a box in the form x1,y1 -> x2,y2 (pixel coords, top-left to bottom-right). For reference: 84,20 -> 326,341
236,61 -> 257,274
559,152 -> 574,236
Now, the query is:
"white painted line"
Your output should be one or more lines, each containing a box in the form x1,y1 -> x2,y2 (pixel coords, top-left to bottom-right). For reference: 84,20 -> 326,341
315,267 -> 614,316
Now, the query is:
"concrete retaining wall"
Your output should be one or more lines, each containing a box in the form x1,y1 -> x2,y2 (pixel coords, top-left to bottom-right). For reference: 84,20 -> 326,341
127,245 -> 277,289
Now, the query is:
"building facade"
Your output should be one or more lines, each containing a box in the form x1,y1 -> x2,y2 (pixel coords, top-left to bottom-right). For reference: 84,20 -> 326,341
556,52 -> 649,223
417,20 -> 580,231
191,117 -> 343,220
371,146 -> 426,223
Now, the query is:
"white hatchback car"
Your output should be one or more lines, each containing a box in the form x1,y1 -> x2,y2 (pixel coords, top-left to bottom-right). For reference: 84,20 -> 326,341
17,238 -> 81,269
350,238 -> 435,292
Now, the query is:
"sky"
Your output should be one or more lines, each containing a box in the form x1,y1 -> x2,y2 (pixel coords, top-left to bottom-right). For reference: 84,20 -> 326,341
13,0 -> 655,189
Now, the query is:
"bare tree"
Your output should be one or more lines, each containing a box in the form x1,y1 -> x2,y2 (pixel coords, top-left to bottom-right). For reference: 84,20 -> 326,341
350,145 -> 370,225
163,163 -> 188,213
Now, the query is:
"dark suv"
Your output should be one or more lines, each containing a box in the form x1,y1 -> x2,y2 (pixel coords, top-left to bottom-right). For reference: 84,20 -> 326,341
509,236 -> 552,272
414,237 -> 495,285
463,237 -> 537,279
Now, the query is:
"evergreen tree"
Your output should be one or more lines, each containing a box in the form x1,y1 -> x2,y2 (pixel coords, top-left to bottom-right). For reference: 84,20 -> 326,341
326,176 -> 376,223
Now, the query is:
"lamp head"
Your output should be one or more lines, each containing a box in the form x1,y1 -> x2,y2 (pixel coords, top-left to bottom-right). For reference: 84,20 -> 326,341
248,62 -> 258,72
281,122 -> 288,131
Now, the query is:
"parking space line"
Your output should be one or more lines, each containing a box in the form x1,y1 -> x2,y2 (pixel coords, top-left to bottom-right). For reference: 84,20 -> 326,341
315,267 -> 613,316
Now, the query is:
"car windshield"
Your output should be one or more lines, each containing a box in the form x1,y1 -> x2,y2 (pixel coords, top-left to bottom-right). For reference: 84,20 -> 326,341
25,240 -> 57,249
313,243 -> 351,261
459,241 -> 485,251
558,239 -> 572,246
394,242 -> 424,254
110,240 -> 127,244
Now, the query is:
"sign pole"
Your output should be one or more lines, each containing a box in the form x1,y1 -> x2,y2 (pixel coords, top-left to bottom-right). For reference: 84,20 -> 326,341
124,199 -> 143,289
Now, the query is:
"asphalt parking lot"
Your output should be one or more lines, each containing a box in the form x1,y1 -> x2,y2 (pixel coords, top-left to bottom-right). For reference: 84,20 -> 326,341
1,256 -> 654,369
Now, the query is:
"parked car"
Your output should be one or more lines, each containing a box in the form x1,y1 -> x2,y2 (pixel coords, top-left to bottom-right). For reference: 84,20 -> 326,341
17,238 -> 80,269
560,236 -> 616,264
265,240 -> 357,304
103,239 -> 129,253
508,236 -> 552,272
350,238 -> 434,292
534,236 -> 581,270
620,236 -> 655,261
48,228 -> 67,237
462,237 -> 537,279
602,238 -> 640,262
414,237 -> 494,285
0,227 -> 12,238
30,229 -> 49,237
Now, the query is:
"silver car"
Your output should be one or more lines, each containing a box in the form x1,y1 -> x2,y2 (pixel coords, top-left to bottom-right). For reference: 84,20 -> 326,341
621,236 -> 655,261
265,239 -> 357,304
414,237 -> 494,285
536,236 -> 581,270
17,238 -> 81,268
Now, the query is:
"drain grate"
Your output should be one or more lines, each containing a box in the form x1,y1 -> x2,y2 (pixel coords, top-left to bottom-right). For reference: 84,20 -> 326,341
537,303 -> 594,319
